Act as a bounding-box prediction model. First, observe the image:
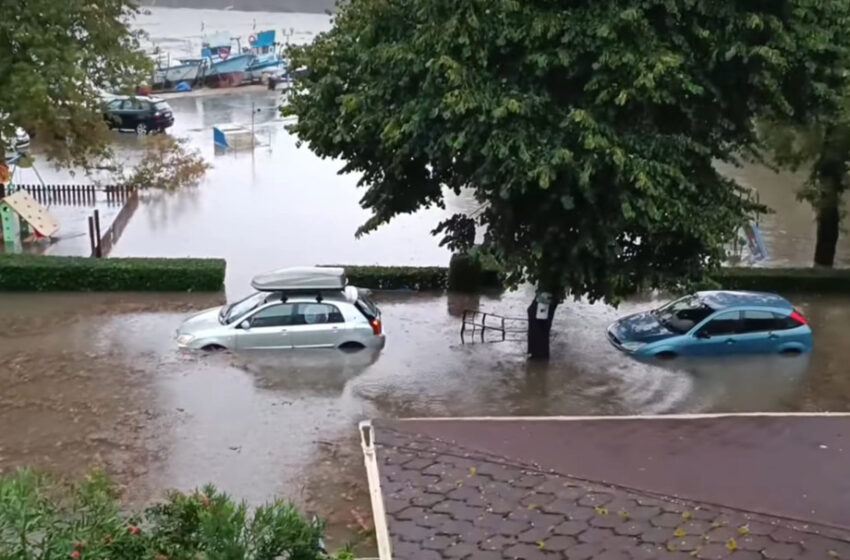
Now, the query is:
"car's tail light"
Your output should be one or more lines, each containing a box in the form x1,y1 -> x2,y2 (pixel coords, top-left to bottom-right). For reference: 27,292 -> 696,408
790,309 -> 808,326
370,318 -> 382,336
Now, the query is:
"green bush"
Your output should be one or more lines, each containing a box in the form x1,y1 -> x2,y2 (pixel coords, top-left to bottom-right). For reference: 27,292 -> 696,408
0,469 -> 352,560
0,255 -> 225,292
330,265 -> 449,290
712,267 -> 850,293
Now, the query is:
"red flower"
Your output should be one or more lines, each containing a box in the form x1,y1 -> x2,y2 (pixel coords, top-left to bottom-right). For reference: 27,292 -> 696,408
70,551 -> 81,560
128,525 -> 141,535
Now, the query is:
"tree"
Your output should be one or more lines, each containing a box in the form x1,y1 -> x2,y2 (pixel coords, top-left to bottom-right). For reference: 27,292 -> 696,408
0,0 -> 151,168
759,114 -> 850,267
286,0 -> 850,358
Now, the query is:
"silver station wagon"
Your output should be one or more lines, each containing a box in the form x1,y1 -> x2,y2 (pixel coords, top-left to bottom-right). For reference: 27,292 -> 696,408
176,267 -> 385,352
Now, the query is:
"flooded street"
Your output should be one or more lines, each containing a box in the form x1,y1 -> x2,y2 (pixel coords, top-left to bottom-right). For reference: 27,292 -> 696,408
3,5 -> 850,554
2,288 -> 850,549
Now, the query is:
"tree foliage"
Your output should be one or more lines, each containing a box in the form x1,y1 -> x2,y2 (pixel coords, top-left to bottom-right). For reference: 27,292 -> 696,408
0,0 -> 151,167
287,0 -> 850,301
759,109 -> 850,266
121,135 -> 210,191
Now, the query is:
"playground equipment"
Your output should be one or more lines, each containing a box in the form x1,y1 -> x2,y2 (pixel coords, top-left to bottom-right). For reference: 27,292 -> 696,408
1,189 -> 59,251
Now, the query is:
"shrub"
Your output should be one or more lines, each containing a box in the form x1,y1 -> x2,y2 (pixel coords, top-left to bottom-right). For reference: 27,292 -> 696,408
331,265 -> 449,291
0,255 -> 225,292
448,247 -> 505,292
0,469 -> 352,560
711,267 -> 850,294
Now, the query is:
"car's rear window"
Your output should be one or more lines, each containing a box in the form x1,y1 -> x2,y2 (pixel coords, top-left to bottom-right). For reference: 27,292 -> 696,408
355,294 -> 380,320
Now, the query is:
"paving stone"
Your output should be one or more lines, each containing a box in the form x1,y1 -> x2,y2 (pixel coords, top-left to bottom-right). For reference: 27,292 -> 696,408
667,535 -> 705,552
539,534 -> 577,552
651,512 -> 685,528
467,552 -> 504,560
590,513 -> 625,529
577,492 -> 614,507
479,534 -> 518,551
420,535 -> 453,550
763,542 -> 804,560
770,527 -> 806,544
628,505 -> 663,521
737,535 -> 771,551
695,543 -> 733,560
613,521 -> 644,536
444,542 -> 478,559
392,520 -> 432,543
640,526 -> 678,544
504,542 -> 550,559
518,524 -> 554,544
552,520 -> 588,536
577,527 -> 615,544
564,542 -> 605,560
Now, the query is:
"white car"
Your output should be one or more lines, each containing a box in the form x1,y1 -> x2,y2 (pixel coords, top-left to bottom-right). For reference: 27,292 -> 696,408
176,267 -> 385,352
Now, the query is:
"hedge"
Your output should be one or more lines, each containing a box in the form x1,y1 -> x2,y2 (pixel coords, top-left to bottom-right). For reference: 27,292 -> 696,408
712,266 -> 850,294
332,265 -> 449,290
0,255 -> 226,292
334,262 -> 850,295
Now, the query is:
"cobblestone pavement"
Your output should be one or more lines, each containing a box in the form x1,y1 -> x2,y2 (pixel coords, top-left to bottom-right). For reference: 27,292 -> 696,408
369,421 -> 850,560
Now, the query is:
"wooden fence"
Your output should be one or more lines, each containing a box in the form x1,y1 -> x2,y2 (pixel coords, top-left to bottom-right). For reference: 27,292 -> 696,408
0,183 -> 135,206
94,188 -> 140,257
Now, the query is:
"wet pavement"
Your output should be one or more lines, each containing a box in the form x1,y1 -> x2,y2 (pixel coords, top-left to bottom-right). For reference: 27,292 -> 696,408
2,288 -> 850,550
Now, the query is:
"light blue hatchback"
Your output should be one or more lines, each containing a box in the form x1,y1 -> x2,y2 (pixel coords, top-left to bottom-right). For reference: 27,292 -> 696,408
607,291 -> 812,358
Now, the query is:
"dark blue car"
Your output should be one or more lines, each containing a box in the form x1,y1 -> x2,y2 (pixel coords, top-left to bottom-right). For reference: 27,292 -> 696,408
607,291 -> 812,358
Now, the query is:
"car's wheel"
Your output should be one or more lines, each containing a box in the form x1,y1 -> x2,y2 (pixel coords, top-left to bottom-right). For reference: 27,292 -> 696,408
339,341 -> 366,352
655,351 -> 678,360
201,344 -> 227,352
779,348 -> 802,357
135,123 -> 148,135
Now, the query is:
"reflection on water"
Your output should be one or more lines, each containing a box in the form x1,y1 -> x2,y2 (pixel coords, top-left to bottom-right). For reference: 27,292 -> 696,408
2,289 -> 850,549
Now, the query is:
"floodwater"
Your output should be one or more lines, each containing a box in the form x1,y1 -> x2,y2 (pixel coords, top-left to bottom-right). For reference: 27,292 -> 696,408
1,287 -> 850,550
3,5 -> 850,554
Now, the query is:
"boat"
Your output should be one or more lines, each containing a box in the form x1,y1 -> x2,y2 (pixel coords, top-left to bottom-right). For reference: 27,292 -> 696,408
153,55 -> 204,88
199,32 -> 254,87
245,30 -> 285,82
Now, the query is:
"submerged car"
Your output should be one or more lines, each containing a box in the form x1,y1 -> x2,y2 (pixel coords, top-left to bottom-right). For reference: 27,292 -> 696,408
607,291 -> 812,358
176,267 -> 385,352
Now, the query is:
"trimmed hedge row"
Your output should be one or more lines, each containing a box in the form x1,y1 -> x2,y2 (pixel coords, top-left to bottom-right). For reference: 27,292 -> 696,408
0,255 -> 226,292
336,262 -> 850,295
713,267 -> 850,293
336,265 -> 449,291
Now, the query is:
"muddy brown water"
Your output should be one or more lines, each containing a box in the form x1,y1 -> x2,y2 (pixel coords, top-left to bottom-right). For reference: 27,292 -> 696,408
1,289 -> 849,550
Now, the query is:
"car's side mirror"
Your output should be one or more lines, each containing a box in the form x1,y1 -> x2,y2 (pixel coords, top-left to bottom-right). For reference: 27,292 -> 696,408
239,320 -> 251,330
695,330 -> 711,339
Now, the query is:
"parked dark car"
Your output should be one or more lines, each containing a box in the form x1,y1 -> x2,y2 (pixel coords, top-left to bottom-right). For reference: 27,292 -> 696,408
103,96 -> 174,135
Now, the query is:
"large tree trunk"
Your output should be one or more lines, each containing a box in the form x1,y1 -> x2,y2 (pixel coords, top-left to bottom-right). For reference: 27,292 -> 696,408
814,201 -> 840,267
527,296 -> 558,360
815,196 -> 841,267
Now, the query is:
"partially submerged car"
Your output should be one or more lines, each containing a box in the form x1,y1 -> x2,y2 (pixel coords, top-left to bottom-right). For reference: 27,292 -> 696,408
607,291 -> 812,358
176,267 -> 385,352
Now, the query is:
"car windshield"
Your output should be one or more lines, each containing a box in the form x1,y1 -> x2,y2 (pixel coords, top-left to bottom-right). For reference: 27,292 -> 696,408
220,292 -> 266,324
652,295 -> 715,334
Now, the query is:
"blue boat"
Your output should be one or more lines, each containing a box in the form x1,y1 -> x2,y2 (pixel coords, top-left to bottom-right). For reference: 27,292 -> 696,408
199,32 -> 253,87
246,30 -> 286,82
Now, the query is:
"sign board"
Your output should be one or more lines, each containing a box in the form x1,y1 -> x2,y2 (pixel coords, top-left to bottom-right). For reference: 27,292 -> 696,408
0,189 -> 59,237
742,221 -> 768,262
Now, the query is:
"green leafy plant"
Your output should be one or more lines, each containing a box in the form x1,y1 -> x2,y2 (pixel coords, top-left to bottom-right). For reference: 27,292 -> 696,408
0,255 -> 226,292
0,469 -> 351,560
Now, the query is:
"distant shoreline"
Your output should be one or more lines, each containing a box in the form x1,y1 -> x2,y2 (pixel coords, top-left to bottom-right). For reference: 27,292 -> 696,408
138,0 -> 335,13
